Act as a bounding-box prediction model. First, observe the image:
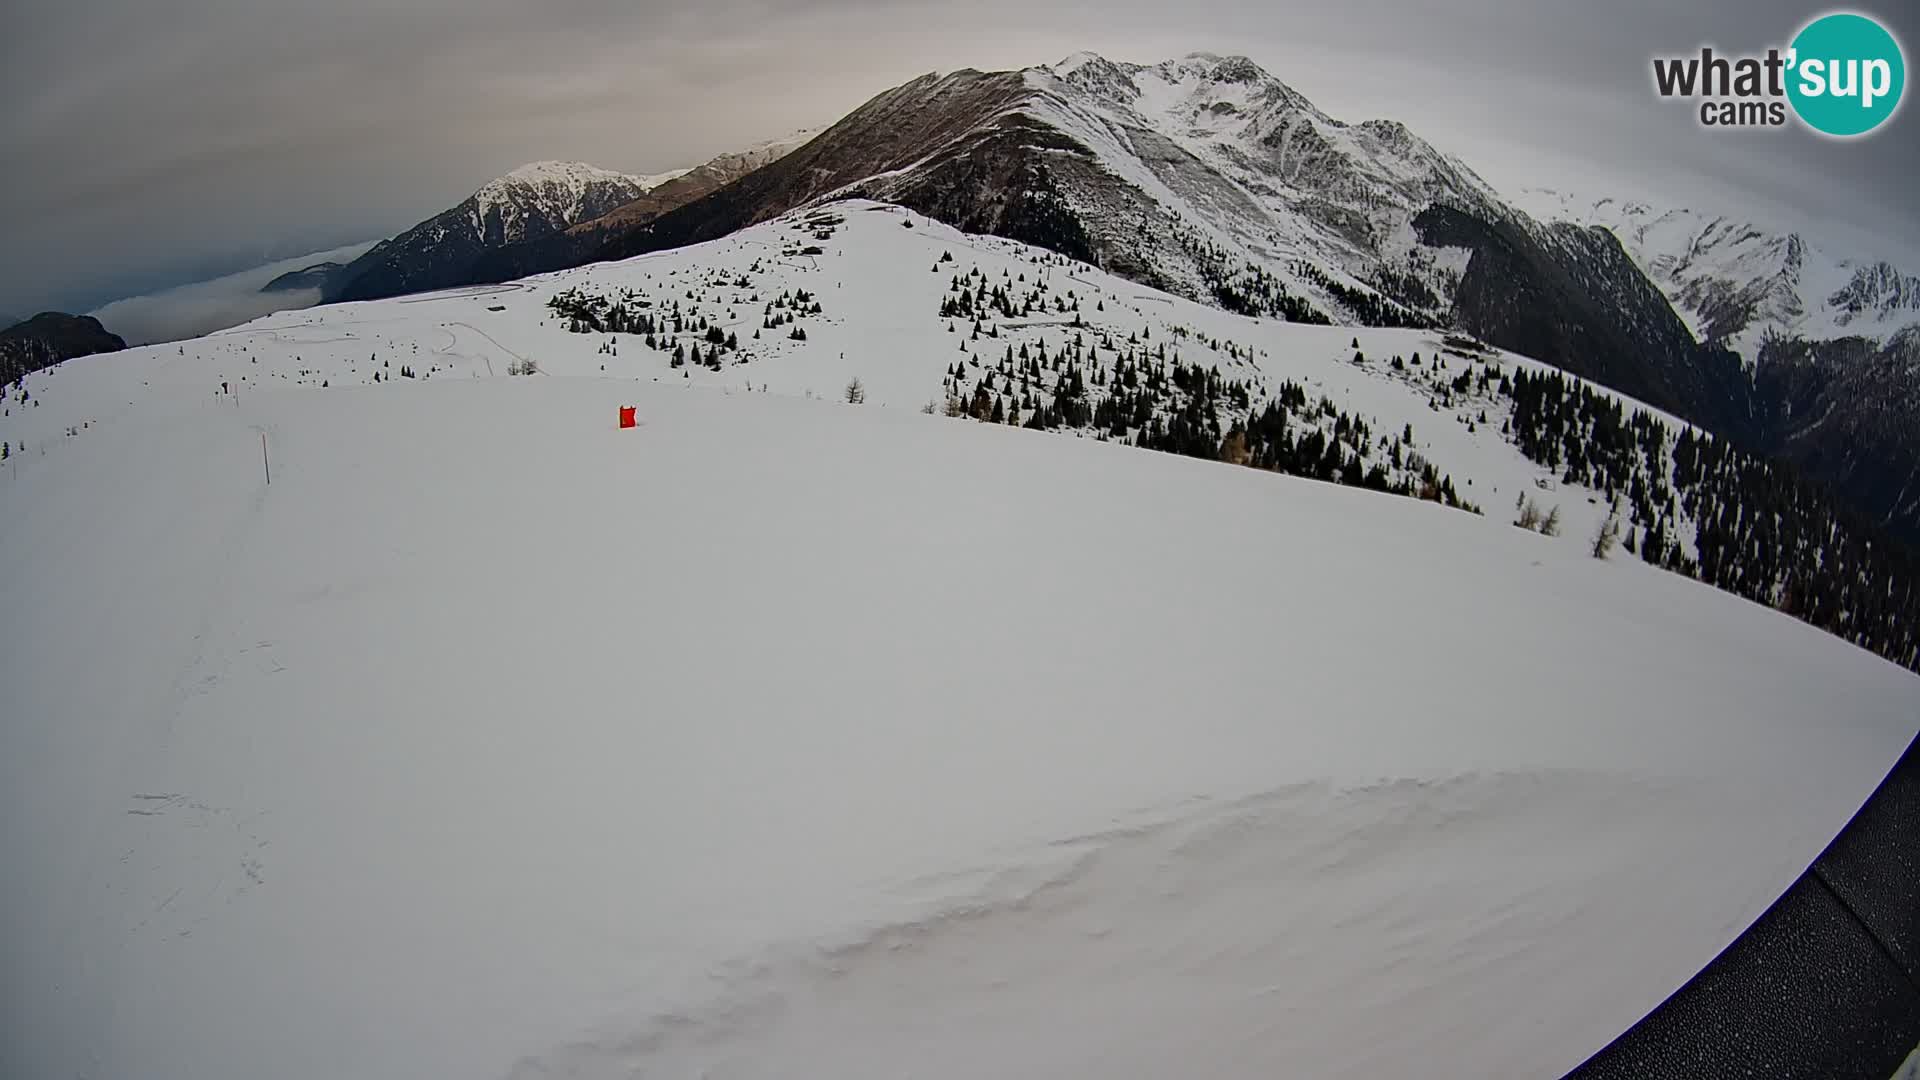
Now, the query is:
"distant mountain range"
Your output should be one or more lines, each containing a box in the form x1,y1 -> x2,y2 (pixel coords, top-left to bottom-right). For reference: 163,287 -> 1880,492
319,161 -> 662,304
574,54 -> 1751,440
306,132 -> 817,305
1,311 -> 126,388
1513,189 -> 1920,359
241,51 -> 1918,539
562,51 -> 1920,533
1512,189 -> 1920,538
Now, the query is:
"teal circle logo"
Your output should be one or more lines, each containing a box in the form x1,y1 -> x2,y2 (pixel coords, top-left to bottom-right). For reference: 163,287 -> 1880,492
1787,12 -> 1906,136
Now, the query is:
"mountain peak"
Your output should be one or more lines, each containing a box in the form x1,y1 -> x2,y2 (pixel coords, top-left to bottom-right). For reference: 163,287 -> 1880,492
459,162 -> 658,246
492,160 -> 637,190
2,310 -> 124,347
1051,50 -> 1108,75
1042,50 -> 1275,85
1037,50 -> 1324,124
1176,52 -> 1267,83
0,310 -> 126,386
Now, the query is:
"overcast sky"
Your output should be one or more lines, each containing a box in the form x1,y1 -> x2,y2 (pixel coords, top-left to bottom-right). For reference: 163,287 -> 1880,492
2,0 -> 1914,318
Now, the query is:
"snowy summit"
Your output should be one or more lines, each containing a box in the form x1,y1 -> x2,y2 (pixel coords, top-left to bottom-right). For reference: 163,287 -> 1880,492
471,160 -> 665,241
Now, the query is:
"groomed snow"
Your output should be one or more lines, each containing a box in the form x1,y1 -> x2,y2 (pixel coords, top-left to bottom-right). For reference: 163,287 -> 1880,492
3,204 -> 1917,1080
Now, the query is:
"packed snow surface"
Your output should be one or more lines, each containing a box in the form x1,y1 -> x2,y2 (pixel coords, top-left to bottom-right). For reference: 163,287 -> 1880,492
3,203 -> 1917,1080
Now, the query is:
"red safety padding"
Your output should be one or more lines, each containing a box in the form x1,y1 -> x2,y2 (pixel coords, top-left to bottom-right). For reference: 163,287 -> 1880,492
618,406 -> 637,429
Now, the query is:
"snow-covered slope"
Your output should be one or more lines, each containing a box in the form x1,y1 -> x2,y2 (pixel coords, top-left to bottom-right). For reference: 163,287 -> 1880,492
3,202 -> 1917,1080
16,203 -> 1658,554
18,201 -> 1919,634
1514,188 -> 1920,360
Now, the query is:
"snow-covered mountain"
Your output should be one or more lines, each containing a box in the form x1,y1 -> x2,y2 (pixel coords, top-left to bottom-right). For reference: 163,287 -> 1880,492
598,55 -> 1750,443
464,128 -> 825,284
607,53 -> 1512,328
327,134 -> 820,306
213,54 -> 1918,537
578,53 -> 1920,540
4,199 -> 1916,1080
1024,52 -> 1509,308
324,161 -> 665,303
1508,190 -> 1920,537
1514,188 -> 1920,359
470,161 -> 667,242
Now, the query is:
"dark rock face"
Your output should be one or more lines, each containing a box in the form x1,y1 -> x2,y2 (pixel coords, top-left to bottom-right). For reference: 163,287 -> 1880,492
461,223 -> 602,288
1,312 -> 127,387
854,115 -> 1102,268
1413,206 -> 1755,439
595,70 -> 1038,263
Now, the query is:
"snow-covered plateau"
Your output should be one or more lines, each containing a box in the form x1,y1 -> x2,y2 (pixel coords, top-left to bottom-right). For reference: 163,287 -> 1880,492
3,202 -> 1916,1080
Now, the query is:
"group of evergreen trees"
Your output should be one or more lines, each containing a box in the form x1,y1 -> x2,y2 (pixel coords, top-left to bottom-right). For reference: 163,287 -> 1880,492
1364,263 -> 1446,316
1499,368 -> 1919,672
547,286 -> 658,336
1221,392 -> 1469,506
935,321 -> 1477,514
1171,229 -> 1331,324
1355,341 -> 1918,670
928,266 -> 1476,510
545,281 -> 825,373
762,288 -> 823,331
937,264 -> 1084,322
1290,261 -> 1436,329
1209,262 -> 1332,324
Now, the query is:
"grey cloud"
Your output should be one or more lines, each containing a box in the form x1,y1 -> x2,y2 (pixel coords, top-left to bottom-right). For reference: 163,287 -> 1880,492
3,0 -> 1915,316
85,240 -> 377,346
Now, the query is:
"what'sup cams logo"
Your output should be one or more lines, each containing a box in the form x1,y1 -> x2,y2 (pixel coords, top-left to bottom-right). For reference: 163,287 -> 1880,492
1652,11 -> 1906,136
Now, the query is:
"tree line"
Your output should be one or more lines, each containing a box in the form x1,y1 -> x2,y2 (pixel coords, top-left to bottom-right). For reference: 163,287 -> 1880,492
1501,367 -> 1919,672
